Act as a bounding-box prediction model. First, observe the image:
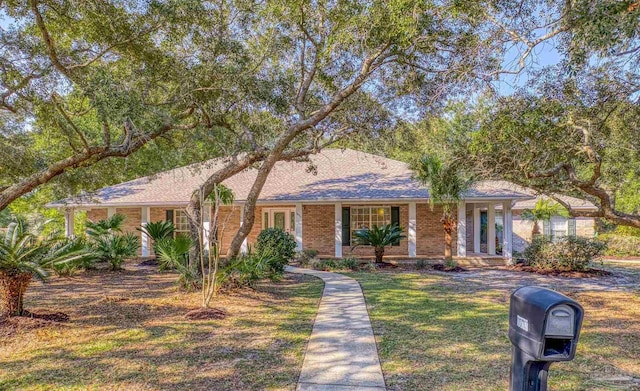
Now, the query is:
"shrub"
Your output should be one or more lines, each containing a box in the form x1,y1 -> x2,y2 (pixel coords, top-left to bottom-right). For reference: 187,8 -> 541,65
523,236 -> 606,271
415,259 -> 428,269
338,257 -> 359,270
155,235 -> 192,271
312,259 -> 337,271
255,228 -> 296,275
444,258 -> 458,270
296,249 -> 319,266
93,233 -> 140,270
361,262 -> 377,272
598,234 -> 640,257
219,250 -> 270,290
137,221 -> 175,255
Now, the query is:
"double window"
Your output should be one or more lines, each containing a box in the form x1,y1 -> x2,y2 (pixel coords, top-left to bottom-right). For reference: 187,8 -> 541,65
350,206 -> 392,236
165,209 -> 190,237
543,215 -> 576,242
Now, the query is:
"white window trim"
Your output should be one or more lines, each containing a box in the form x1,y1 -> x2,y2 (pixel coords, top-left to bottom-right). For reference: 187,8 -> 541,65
350,206 -> 392,236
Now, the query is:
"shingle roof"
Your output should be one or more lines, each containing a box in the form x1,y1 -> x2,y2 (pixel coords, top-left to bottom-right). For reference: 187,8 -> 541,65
49,149 -> 534,207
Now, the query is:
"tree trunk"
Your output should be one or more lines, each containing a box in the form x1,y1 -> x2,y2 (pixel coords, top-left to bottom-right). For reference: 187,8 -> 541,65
0,272 -> 32,318
374,246 -> 385,263
442,214 -> 456,261
531,221 -> 540,238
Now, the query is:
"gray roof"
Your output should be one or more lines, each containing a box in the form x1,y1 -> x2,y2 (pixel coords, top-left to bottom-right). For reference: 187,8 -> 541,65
50,149 -> 533,207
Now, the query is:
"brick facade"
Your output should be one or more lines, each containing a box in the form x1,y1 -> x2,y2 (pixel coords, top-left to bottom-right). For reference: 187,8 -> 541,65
415,203 -> 457,257
302,204 -> 334,255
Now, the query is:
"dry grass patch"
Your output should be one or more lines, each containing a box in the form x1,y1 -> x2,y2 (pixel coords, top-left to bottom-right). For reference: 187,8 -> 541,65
0,264 -> 323,390
349,270 -> 640,391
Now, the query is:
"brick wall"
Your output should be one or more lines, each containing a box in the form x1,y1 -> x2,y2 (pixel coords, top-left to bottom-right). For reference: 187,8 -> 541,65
302,204 -> 334,255
416,203 -> 457,257
86,208 -> 108,222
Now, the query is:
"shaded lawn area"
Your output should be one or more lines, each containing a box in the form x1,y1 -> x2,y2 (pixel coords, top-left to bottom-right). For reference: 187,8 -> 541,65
349,269 -> 640,391
0,265 -> 323,390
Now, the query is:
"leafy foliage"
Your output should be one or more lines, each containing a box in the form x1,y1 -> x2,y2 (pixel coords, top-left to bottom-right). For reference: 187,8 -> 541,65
0,220 -> 93,280
295,249 -> 319,267
137,221 -> 175,242
352,224 -> 405,263
521,199 -> 569,237
523,236 -> 606,271
255,228 -> 296,275
86,214 -> 125,237
155,235 -> 193,272
92,233 -> 140,271
597,234 -> 640,257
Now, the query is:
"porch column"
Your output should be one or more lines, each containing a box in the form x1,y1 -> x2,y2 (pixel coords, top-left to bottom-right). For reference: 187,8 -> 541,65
457,201 -> 466,257
240,207 -> 248,254
295,203 -> 303,251
141,206 -> 150,256
107,207 -> 115,218
334,203 -> 342,258
64,208 -> 74,238
488,203 -> 496,255
473,205 -> 481,253
408,202 -> 417,257
503,200 -> 513,263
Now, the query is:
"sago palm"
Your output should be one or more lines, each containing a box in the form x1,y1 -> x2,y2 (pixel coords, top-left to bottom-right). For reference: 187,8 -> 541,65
414,155 -> 471,261
137,220 -> 175,256
85,213 -> 125,237
352,224 -> 405,263
522,199 -> 569,238
0,220 -> 94,317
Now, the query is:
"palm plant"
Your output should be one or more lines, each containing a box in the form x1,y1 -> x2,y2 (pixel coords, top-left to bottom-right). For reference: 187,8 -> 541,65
414,155 -> 471,261
352,224 -> 406,264
155,235 -> 192,271
137,220 -> 175,256
85,214 -> 125,237
93,233 -> 140,270
0,220 -> 94,317
522,199 -> 569,238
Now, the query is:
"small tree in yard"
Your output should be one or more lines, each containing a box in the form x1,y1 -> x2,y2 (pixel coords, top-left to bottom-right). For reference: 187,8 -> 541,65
0,220 -> 93,317
352,224 -> 405,264
414,155 -> 470,262
522,199 -> 569,238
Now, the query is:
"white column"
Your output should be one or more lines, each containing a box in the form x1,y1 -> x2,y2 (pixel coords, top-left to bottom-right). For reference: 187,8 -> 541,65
473,205 -> 481,254
488,203 -> 496,255
141,206 -> 150,256
335,203 -> 342,258
240,207 -> 248,254
408,202 -> 417,257
295,203 -> 303,251
107,207 -> 115,218
457,201 -> 466,257
202,204 -> 210,250
64,208 -> 74,237
503,200 -> 513,263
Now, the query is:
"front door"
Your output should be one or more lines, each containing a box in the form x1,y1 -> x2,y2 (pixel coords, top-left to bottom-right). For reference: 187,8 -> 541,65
263,208 -> 296,235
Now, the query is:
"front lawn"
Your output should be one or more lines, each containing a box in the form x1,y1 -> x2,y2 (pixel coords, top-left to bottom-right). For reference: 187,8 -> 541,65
350,269 -> 640,391
0,265 -> 323,390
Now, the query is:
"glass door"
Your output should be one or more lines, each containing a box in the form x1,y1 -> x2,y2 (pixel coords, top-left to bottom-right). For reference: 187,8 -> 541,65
263,208 -> 296,234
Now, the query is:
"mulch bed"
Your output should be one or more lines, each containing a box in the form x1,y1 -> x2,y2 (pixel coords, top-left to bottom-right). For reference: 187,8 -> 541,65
432,264 -> 467,272
138,258 -> 159,267
185,307 -> 227,320
507,264 -> 612,278
0,310 -> 70,337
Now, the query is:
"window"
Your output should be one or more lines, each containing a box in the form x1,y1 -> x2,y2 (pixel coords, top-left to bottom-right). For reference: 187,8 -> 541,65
174,209 -> 190,236
550,215 -> 567,242
350,206 -> 391,237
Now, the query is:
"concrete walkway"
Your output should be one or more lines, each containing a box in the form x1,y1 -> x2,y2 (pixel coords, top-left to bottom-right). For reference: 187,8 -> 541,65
286,266 -> 386,391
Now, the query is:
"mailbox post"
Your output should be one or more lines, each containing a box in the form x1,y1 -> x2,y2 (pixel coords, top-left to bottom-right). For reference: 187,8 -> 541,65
509,286 -> 584,391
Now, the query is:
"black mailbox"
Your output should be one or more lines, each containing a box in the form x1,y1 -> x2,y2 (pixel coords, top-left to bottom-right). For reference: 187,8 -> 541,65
508,286 -> 584,391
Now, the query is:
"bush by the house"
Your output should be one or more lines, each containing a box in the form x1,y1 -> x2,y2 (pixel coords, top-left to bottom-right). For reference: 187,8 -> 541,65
219,250 -> 271,290
415,259 -> 428,269
523,236 -> 606,271
255,228 -> 296,274
338,257 -> 359,270
598,234 -> 640,257
311,259 -> 338,271
296,249 -> 319,266
93,233 -> 140,270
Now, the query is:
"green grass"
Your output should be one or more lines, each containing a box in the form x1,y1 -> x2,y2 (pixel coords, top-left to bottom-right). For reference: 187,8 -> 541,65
0,267 -> 323,390
349,271 -> 640,391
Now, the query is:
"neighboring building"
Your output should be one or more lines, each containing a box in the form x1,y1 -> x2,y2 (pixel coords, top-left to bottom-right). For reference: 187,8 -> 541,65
48,149 -> 596,262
